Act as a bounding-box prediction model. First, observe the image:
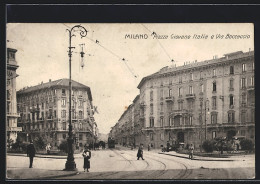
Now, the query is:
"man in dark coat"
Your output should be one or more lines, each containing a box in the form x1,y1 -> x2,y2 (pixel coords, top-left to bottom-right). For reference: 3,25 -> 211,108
27,140 -> 36,168
137,145 -> 144,160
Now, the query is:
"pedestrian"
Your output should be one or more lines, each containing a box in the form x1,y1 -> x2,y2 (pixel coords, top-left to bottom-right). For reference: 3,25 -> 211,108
46,143 -> 51,154
167,141 -> 170,152
82,146 -> 91,172
189,143 -> 194,160
148,144 -> 150,151
137,145 -> 144,160
27,140 -> 36,168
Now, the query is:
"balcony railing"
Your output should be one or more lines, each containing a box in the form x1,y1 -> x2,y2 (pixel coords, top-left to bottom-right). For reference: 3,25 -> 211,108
165,96 -> 174,102
186,94 -> 196,99
7,127 -> 22,132
6,113 -> 20,117
247,85 -> 254,91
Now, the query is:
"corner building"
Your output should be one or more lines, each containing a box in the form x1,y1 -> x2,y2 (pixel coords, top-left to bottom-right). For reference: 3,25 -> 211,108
7,48 -> 22,142
17,79 -> 97,149
137,51 -> 255,149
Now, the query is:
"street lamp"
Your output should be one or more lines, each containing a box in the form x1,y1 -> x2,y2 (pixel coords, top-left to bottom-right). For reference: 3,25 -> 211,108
64,25 -> 88,171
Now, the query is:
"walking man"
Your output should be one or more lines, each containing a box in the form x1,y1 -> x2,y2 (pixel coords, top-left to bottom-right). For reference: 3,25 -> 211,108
137,145 -> 144,160
27,140 -> 36,168
189,143 -> 194,160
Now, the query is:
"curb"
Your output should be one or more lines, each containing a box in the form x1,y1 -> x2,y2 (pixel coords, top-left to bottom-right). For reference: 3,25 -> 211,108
7,153 -> 82,159
158,152 -> 234,161
6,170 -> 79,180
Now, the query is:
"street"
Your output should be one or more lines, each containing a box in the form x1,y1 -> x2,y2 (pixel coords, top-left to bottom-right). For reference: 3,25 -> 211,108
6,147 -> 255,179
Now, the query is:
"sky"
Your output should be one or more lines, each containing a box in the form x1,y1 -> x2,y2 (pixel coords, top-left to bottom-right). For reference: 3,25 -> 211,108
6,23 -> 254,134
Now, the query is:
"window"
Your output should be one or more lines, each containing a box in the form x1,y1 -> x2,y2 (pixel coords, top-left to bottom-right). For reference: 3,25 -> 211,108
42,102 -> 44,109
230,66 -> 234,74
230,95 -> 234,107
252,62 -> 254,70
150,91 -> 153,101
54,110 -> 56,118
190,73 -> 193,81
178,101 -> 183,110
61,110 -> 66,118
7,90 -> 10,101
213,82 -> 217,92
78,90 -> 82,96
150,104 -> 153,115
189,86 -> 193,94
79,100 -> 83,107
212,131 -> 216,139
241,130 -> 246,136
79,123 -> 82,130
150,133 -> 154,141
242,63 -> 246,72
72,99 -> 75,108
213,69 -> 216,77
79,111 -> 83,119
189,116 -> 193,125
61,98 -> 66,106
169,89 -> 172,97
160,103 -> 163,112
62,89 -> 66,95
211,113 -> 217,124
242,93 -> 246,104
41,112 -> 44,119
228,111 -> 235,123
250,76 -> 254,86
79,134 -> 83,141
169,117 -> 173,126
160,89 -> 163,99
54,89 -> 57,95
160,117 -> 164,127
241,78 -> 246,89
229,79 -> 234,90
160,133 -> 164,140
212,96 -> 217,110
200,84 -> 204,93
200,71 -> 203,79
149,118 -> 154,127
179,76 -> 182,83
63,133 -> 66,139
178,87 -> 182,97
241,111 -> 246,123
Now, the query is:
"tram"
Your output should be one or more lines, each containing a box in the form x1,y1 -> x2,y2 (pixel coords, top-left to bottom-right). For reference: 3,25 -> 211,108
108,137 -> 115,148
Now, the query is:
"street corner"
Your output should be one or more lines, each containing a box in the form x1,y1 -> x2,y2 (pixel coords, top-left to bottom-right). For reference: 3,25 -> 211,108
6,168 -> 79,180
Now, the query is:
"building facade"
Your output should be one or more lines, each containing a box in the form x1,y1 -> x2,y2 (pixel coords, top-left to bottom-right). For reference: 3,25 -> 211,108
17,79 -> 97,149
111,50 -> 255,149
7,48 -> 22,143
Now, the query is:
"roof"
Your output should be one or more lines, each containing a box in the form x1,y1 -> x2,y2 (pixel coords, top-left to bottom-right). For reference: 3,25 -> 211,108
137,50 -> 254,89
17,78 -> 93,101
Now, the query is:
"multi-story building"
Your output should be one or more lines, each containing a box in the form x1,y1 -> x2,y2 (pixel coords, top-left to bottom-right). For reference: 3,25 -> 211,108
6,48 -> 22,143
17,79 -> 97,149
111,50 -> 255,149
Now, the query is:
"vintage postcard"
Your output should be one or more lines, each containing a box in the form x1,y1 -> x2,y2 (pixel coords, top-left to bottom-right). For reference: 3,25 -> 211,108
6,23 -> 255,180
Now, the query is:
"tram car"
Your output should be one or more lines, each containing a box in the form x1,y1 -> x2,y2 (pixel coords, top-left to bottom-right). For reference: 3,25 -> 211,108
108,137 -> 115,148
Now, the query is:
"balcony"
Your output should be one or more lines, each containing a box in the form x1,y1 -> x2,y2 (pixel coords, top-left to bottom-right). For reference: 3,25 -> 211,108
247,85 -> 254,91
7,127 -> 23,132
165,96 -> 174,102
171,109 -> 188,115
186,94 -> 195,99
6,113 -> 20,117
47,116 -> 53,120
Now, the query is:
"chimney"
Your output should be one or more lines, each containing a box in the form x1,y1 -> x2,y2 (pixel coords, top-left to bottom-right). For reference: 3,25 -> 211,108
41,81 -> 43,85
49,79 -> 51,82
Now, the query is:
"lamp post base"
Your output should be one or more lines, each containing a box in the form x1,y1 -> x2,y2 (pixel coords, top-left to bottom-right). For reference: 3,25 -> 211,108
64,161 -> 77,171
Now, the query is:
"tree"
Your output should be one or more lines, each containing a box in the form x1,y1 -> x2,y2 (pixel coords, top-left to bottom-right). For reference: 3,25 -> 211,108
59,141 -> 68,153
240,139 -> 254,152
202,140 -> 214,153
34,137 -> 47,150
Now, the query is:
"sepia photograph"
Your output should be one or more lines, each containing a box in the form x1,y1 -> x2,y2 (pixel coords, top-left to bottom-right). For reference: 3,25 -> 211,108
6,23 -> 255,180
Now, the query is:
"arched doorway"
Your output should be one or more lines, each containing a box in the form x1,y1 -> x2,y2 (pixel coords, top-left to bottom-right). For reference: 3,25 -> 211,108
227,130 -> 236,140
177,132 -> 184,143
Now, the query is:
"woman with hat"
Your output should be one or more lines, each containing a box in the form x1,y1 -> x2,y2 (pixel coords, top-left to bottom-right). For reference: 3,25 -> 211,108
82,146 -> 91,172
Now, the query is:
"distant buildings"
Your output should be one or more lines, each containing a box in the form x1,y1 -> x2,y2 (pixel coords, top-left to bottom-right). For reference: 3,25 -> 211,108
110,50 -> 255,149
17,79 -> 98,149
7,48 -> 22,143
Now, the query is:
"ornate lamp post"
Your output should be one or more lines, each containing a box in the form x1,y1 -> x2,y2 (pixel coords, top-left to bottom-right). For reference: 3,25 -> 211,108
64,25 -> 87,171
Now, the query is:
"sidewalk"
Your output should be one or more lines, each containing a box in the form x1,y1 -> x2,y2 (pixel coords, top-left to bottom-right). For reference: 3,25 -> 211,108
158,151 -> 235,161
7,152 -> 83,159
6,168 -> 79,180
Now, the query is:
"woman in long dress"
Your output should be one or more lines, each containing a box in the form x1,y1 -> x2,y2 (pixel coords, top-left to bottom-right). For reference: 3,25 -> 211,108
82,147 -> 91,172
